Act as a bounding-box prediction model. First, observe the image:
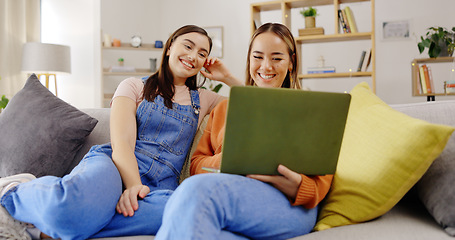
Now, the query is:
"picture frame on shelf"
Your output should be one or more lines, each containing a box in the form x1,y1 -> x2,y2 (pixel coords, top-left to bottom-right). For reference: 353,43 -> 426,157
204,26 -> 223,58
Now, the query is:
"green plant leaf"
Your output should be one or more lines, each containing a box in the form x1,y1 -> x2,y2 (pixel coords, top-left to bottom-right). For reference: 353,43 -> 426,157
300,7 -> 317,17
212,84 -> 223,93
418,26 -> 455,57
0,95 -> 9,109
417,42 -> 425,53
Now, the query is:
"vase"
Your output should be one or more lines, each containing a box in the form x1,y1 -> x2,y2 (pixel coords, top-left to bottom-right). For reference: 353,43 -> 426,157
305,16 -> 315,28
438,44 -> 454,57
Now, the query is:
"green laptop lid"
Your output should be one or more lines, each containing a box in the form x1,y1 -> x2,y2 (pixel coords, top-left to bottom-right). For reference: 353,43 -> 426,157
220,86 -> 351,175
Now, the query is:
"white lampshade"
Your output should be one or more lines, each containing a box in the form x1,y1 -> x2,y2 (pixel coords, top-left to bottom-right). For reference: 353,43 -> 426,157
21,42 -> 71,74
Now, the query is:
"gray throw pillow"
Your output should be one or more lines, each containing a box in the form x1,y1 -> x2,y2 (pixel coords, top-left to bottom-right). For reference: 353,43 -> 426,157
0,74 -> 98,178
392,101 -> 455,236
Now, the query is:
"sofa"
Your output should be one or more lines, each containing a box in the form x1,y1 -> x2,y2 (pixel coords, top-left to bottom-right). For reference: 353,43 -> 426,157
86,100 -> 454,240
1,76 -> 454,239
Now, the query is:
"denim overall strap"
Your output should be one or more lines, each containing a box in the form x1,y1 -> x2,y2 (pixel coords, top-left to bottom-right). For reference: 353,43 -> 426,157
134,89 -> 200,192
189,89 -> 201,116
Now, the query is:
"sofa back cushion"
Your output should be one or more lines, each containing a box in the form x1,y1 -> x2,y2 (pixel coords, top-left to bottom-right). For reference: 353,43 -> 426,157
392,100 -> 455,236
69,108 -> 111,174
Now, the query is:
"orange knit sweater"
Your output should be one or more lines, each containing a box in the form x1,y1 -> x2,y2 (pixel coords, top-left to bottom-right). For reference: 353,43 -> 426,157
190,100 -> 333,209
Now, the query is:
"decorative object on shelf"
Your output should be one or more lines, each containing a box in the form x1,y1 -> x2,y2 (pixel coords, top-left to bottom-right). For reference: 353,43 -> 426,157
307,66 -> 336,74
155,40 -> 163,48
317,55 -> 325,67
307,55 -> 335,74
418,27 -> 455,58
445,81 -> 455,93
113,38 -> 121,47
149,58 -> 157,73
21,42 -> 71,97
204,26 -> 224,58
103,34 -> 112,47
131,35 -> 142,48
118,58 -> 124,66
300,7 -> 318,29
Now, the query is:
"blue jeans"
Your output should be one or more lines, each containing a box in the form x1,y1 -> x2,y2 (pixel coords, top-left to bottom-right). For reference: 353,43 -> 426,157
155,173 -> 318,240
1,91 -> 201,240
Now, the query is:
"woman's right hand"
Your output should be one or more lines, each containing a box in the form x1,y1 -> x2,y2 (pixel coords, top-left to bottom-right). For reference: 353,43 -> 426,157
116,184 -> 150,217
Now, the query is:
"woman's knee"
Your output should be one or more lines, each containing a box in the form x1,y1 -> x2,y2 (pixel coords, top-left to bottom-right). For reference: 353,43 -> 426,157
177,174 -> 230,195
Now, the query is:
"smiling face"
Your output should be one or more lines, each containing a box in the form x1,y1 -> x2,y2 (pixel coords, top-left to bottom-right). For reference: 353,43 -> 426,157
249,32 -> 293,88
167,32 -> 210,85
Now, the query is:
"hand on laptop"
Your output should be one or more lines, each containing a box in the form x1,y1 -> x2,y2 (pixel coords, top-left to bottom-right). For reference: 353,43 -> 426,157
247,164 -> 302,200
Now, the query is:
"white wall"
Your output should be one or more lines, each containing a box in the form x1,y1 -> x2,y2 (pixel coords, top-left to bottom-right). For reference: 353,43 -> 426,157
41,0 -> 101,108
43,0 -> 455,107
100,0 -> 252,97
375,0 -> 455,104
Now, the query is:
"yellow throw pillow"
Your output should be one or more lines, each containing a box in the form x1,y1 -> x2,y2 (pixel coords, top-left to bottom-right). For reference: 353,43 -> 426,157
314,82 -> 455,231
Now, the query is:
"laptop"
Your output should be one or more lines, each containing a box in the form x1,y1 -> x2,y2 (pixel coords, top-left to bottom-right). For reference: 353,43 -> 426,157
219,86 -> 351,176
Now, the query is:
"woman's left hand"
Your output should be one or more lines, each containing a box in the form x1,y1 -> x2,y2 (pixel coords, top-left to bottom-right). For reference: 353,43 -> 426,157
201,57 -> 242,87
247,164 -> 302,200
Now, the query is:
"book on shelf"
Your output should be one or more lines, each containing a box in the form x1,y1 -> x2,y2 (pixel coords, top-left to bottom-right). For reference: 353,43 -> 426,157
338,10 -> 348,33
416,68 -> 422,94
428,66 -> 435,94
298,27 -> 324,36
357,50 -> 366,72
445,81 -> 455,93
418,65 -> 428,94
344,6 -> 358,33
307,66 -> 336,74
341,9 -> 351,33
419,64 -> 433,94
361,49 -> 372,72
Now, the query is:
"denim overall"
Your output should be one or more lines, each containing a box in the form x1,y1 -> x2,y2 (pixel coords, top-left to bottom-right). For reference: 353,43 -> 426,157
1,90 -> 200,240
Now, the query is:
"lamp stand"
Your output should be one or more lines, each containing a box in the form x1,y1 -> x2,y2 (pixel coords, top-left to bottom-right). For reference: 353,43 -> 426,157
37,73 -> 58,96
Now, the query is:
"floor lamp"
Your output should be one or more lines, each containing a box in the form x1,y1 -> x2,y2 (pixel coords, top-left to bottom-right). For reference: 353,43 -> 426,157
21,42 -> 71,96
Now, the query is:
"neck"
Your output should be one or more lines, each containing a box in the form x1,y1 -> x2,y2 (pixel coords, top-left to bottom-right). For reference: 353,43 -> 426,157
174,77 -> 187,86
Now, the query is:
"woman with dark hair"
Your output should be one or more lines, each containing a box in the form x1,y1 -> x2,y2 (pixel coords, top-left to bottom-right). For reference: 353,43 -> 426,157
155,23 -> 333,240
0,25 -> 240,240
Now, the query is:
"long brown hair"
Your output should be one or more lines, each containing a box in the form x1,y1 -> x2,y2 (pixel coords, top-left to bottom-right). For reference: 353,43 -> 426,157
245,23 -> 301,89
142,25 -> 213,108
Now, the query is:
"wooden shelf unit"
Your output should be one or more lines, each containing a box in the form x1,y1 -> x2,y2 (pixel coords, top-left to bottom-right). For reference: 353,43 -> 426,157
101,43 -> 162,106
411,57 -> 455,97
251,0 -> 375,92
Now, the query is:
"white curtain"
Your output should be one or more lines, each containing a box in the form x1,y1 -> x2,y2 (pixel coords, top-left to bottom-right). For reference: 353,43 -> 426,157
0,0 -> 40,98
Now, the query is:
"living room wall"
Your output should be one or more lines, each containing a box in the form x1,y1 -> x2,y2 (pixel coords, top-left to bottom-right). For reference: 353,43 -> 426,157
42,0 -> 455,108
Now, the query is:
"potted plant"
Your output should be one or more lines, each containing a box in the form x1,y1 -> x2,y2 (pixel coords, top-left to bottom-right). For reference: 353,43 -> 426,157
300,7 -> 318,28
418,27 -> 455,58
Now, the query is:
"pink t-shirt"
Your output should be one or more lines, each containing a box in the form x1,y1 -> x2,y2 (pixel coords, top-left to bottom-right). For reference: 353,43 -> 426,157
112,77 -> 223,127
